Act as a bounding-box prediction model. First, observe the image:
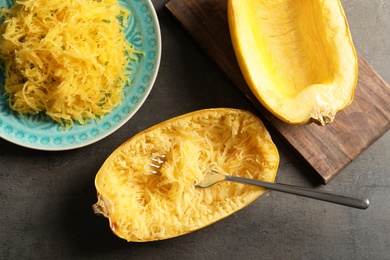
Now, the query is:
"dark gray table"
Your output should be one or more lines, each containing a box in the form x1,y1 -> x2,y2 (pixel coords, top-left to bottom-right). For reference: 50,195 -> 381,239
1,0 -> 389,259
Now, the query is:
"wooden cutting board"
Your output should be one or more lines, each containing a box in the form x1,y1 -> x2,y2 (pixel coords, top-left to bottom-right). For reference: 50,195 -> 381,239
165,0 -> 390,184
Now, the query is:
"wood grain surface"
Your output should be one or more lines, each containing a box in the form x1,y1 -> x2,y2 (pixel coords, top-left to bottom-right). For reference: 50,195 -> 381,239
165,0 -> 390,183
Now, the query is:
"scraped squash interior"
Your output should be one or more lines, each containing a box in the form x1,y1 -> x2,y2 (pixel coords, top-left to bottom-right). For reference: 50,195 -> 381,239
93,108 -> 279,242
228,0 -> 358,125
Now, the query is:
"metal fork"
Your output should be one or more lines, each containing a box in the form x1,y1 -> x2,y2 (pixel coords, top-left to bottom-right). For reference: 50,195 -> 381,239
149,154 -> 166,175
149,156 -> 369,209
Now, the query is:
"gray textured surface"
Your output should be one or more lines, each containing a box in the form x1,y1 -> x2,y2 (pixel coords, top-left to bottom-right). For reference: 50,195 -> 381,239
1,0 -> 389,259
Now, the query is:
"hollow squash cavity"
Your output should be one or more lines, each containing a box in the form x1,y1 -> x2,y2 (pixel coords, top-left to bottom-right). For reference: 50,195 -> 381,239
229,0 -> 358,125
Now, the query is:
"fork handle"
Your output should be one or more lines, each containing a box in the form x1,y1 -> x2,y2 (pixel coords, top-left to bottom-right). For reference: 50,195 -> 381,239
225,175 -> 369,209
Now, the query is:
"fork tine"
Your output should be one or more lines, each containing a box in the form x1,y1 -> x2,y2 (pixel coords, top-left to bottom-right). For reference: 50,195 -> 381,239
149,163 -> 161,174
149,169 -> 159,174
150,163 -> 162,168
152,154 -> 165,162
149,154 -> 166,175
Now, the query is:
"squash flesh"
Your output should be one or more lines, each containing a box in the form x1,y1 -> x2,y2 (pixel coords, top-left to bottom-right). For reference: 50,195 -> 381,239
228,0 -> 358,124
93,108 -> 279,242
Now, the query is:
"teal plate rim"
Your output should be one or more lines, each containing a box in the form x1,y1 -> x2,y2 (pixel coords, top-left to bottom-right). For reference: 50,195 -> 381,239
0,0 -> 161,151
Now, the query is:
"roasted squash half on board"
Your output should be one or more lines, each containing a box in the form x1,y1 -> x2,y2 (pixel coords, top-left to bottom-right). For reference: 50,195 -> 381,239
228,0 -> 358,125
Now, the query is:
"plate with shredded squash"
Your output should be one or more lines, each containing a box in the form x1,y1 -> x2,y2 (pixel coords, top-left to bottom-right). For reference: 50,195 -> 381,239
0,0 -> 161,150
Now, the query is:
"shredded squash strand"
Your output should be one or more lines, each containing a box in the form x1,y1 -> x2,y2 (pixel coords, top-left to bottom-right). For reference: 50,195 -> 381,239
0,0 -> 141,127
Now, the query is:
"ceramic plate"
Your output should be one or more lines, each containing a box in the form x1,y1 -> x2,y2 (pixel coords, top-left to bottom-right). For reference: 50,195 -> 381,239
0,0 -> 161,150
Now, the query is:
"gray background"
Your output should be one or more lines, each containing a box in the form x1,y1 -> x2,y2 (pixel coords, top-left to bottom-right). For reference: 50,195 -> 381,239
1,0 -> 389,259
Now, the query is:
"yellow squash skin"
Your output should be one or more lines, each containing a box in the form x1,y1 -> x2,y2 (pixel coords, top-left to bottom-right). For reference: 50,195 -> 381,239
228,0 -> 358,125
93,108 -> 279,242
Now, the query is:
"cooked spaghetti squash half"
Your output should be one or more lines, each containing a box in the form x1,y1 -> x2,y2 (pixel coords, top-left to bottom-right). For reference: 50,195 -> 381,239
228,0 -> 358,125
93,108 -> 279,242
